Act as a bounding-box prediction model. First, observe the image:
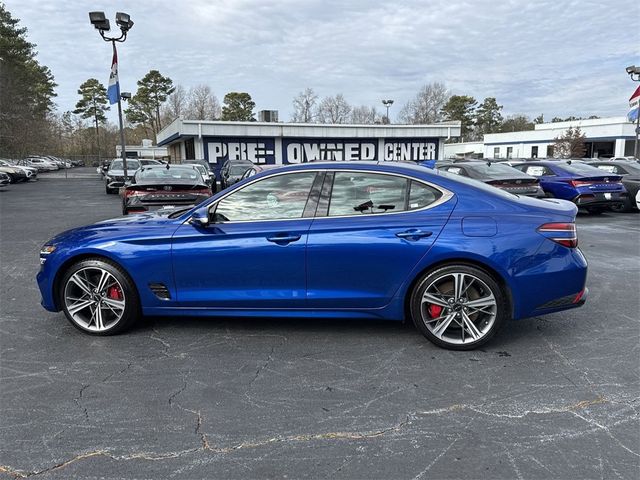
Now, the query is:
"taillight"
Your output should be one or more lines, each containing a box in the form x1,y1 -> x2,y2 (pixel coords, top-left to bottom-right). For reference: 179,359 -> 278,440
567,180 -> 592,187
537,222 -> 578,248
124,189 -> 145,197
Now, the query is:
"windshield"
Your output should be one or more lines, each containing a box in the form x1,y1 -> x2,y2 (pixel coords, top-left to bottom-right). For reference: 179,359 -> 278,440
558,162 -> 615,176
110,159 -> 140,170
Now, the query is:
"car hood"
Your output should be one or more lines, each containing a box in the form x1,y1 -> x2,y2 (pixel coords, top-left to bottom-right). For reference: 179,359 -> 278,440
46,210 -> 182,247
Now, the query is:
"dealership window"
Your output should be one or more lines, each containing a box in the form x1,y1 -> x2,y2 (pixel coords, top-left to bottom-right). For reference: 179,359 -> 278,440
328,172 -> 408,216
531,146 -> 538,158
546,145 -> 554,157
506,147 -> 513,158
213,172 -> 317,222
493,147 -> 500,158
185,138 -> 195,160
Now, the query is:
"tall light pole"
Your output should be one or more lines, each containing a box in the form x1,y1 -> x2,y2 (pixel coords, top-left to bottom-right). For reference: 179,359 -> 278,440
626,65 -> 640,160
89,11 -> 134,179
382,99 -> 394,124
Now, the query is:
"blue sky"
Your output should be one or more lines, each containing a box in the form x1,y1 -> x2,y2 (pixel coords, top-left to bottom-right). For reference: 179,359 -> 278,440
6,0 -> 640,124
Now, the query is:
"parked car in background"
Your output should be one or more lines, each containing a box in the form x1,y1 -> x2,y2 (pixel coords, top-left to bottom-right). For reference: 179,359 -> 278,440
438,161 -> 545,197
38,162 -> 588,350
512,160 -> 628,213
97,159 -> 113,177
219,159 -> 254,189
0,159 -> 38,181
185,163 -> 215,191
105,159 -> 141,194
19,157 -> 58,172
139,159 -> 164,167
0,172 -> 10,187
121,165 -> 212,215
46,156 -> 72,169
589,160 -> 640,212
239,164 -> 278,180
0,163 -> 28,183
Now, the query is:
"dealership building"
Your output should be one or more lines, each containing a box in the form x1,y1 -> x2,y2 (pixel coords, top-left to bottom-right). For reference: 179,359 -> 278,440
443,116 -> 637,159
156,118 -> 461,172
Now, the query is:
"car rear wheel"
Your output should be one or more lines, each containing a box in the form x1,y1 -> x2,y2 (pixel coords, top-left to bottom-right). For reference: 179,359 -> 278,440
610,197 -> 633,213
60,258 -> 140,335
410,265 -> 507,350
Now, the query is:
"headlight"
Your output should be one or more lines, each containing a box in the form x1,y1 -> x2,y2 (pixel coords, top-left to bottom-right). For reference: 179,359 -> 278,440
40,245 -> 56,264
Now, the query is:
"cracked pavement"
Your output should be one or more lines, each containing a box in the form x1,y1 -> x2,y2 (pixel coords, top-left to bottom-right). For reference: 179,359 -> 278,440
1,172 -> 639,479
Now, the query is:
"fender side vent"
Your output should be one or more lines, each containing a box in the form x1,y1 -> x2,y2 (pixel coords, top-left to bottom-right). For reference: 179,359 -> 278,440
149,283 -> 171,300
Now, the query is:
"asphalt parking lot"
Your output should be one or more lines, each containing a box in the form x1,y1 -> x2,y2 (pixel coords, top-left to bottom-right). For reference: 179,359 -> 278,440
1,171 -> 639,479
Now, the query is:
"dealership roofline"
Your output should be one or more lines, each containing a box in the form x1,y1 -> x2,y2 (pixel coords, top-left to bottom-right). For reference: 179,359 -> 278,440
156,117 -> 462,146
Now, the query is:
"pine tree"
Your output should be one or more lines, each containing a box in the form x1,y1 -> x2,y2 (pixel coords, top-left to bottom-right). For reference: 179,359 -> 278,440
73,78 -> 109,159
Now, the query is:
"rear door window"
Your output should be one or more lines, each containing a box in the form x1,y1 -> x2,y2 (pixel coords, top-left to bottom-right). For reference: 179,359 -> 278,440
408,181 -> 442,210
328,172 -> 408,216
524,165 -> 547,177
595,165 -> 617,174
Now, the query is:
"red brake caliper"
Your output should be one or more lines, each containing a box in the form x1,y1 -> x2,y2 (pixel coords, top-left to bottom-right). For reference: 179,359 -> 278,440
428,304 -> 443,318
107,285 -> 123,300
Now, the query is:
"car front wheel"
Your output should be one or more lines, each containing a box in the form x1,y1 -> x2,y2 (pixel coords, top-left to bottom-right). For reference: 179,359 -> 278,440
410,265 -> 507,350
60,258 -> 140,335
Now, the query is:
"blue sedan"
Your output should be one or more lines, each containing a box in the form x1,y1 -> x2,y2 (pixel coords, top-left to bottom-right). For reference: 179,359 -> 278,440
37,162 -> 588,350
511,160 -> 627,213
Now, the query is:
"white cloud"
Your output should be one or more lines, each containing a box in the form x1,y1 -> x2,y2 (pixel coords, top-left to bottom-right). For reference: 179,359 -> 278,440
6,0 -> 640,123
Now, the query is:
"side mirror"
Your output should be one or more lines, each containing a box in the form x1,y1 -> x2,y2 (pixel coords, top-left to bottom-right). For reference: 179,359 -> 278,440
189,209 -> 210,227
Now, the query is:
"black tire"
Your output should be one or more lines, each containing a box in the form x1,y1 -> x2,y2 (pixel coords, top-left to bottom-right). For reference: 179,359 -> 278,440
106,186 -> 116,194
610,197 -> 633,213
59,258 -> 140,335
409,264 -> 508,350
586,207 -> 604,215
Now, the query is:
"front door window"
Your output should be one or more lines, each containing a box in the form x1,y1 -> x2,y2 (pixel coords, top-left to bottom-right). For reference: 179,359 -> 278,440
214,172 -> 317,222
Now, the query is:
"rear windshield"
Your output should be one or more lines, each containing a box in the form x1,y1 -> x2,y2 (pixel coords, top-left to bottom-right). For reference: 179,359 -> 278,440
437,169 -> 518,198
557,162 -> 613,176
230,165 -> 251,175
136,167 -> 202,182
465,163 -> 529,176
110,160 -> 140,170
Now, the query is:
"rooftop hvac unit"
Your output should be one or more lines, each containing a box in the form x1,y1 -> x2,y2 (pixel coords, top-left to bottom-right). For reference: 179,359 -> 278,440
259,110 -> 279,123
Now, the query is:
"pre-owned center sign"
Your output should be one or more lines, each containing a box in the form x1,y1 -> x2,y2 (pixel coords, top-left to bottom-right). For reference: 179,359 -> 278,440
204,137 -> 439,166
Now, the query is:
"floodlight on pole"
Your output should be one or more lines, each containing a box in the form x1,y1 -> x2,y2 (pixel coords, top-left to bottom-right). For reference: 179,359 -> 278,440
89,11 -> 133,178
626,65 -> 640,160
382,99 -> 394,124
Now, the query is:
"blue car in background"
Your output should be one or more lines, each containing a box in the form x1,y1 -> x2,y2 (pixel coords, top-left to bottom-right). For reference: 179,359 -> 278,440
511,160 -> 627,213
37,162 -> 588,350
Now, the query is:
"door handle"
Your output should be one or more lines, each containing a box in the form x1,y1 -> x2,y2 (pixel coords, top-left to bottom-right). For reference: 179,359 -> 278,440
396,229 -> 433,240
266,234 -> 302,244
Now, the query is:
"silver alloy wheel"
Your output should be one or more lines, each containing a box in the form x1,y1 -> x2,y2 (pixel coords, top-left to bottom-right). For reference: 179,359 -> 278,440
420,272 -> 497,345
63,267 -> 126,332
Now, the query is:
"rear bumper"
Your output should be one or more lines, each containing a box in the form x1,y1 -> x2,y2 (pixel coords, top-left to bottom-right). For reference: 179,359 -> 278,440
534,287 -> 588,312
124,195 -> 209,214
572,191 -> 626,207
